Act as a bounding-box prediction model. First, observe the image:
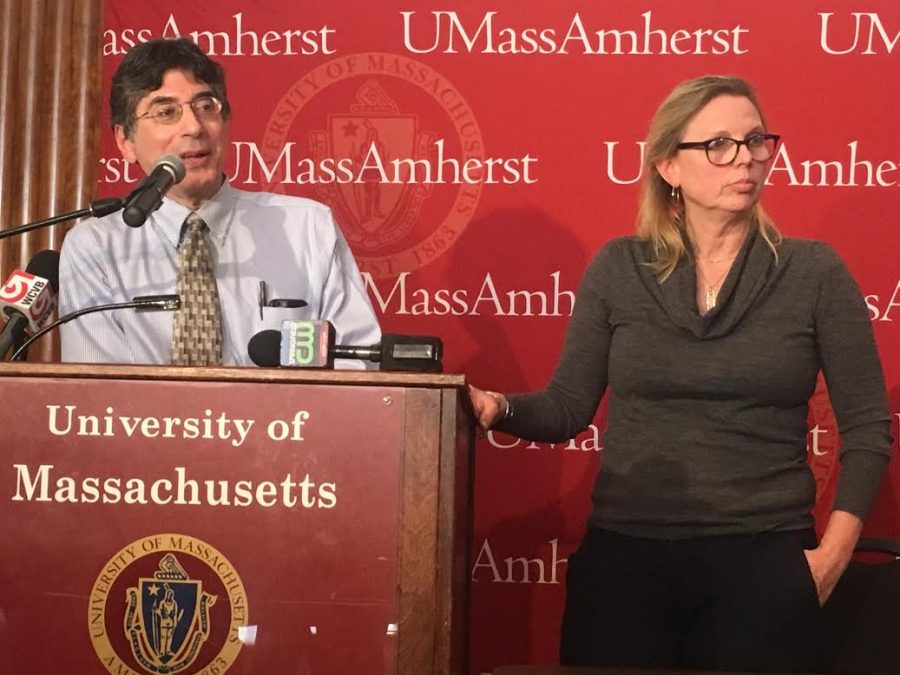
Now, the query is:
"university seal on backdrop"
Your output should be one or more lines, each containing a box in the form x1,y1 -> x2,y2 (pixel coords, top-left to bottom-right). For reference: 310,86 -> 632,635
89,534 -> 247,674
261,52 -> 486,278
312,79 -> 430,252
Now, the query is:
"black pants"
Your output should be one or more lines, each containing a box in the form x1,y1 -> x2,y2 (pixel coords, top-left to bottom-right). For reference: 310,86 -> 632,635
560,528 -> 823,673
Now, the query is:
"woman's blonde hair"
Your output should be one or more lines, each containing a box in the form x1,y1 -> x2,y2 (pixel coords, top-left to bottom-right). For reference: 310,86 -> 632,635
637,75 -> 781,280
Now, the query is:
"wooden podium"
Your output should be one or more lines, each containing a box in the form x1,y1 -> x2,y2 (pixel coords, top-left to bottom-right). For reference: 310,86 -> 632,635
0,363 -> 474,675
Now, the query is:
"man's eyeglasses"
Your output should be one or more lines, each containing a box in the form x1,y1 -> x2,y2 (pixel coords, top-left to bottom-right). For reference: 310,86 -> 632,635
676,133 -> 780,166
135,94 -> 225,126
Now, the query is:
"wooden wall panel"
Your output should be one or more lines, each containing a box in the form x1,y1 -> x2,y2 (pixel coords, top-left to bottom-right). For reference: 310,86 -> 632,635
0,0 -> 103,361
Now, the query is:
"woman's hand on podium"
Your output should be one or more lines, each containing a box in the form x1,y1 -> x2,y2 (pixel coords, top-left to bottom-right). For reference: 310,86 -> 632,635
467,385 -> 507,430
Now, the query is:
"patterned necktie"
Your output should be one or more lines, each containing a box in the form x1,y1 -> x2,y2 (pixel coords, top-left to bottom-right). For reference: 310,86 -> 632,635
171,212 -> 222,365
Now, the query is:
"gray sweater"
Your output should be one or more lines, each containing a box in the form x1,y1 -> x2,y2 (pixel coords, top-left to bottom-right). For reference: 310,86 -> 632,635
498,231 -> 892,538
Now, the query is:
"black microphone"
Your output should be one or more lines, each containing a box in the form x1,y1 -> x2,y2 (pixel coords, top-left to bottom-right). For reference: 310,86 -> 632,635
247,322 -> 443,372
122,154 -> 186,228
9,294 -> 180,361
0,250 -> 60,360
0,198 -> 125,241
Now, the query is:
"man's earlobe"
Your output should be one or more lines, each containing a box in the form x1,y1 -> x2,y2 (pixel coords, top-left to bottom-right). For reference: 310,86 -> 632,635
114,125 -> 137,164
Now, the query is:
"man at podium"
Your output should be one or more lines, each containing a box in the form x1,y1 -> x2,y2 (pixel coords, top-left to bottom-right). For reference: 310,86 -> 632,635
58,38 -> 379,367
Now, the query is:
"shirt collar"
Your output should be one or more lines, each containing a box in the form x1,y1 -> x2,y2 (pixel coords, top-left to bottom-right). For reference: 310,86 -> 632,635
149,178 -> 237,249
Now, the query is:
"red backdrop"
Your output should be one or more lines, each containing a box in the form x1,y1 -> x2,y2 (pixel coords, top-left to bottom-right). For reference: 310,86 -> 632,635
99,2 -> 900,672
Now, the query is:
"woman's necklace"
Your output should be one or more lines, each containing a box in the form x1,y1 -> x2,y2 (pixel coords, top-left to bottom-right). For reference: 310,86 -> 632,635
696,256 -> 736,312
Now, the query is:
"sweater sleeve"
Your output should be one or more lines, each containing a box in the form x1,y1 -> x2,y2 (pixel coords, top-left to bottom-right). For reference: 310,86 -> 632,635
494,242 -> 615,442
813,243 -> 893,519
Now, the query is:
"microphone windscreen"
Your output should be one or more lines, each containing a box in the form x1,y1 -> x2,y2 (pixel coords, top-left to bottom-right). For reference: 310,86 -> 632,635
26,250 -> 60,292
247,329 -> 281,367
157,154 -> 186,183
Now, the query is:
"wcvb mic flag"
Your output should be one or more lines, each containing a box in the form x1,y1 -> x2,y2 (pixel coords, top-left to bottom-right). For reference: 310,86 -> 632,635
0,269 -> 56,331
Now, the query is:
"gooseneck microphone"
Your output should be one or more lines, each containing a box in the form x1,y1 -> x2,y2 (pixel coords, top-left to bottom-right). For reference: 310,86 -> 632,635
122,154 -> 187,228
9,295 -> 180,362
247,321 -> 443,372
0,199 -> 124,241
0,154 -> 185,240
0,250 -> 60,359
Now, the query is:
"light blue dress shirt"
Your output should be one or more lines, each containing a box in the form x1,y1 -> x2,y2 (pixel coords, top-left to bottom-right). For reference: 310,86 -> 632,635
59,182 -> 381,368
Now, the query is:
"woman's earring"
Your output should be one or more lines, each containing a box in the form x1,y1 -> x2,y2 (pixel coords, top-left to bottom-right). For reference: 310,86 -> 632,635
670,185 -> 681,201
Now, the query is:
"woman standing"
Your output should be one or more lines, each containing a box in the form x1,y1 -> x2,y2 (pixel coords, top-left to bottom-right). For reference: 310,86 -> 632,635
469,76 -> 891,673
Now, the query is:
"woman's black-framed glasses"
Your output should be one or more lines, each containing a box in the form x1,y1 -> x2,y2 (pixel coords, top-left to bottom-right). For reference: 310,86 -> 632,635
676,133 -> 780,166
135,94 -> 225,126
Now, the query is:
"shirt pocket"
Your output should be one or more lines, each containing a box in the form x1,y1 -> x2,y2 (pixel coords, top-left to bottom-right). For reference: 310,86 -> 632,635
253,305 -> 313,335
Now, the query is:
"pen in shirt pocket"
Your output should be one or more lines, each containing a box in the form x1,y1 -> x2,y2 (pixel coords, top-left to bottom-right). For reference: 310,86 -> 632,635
258,280 -> 308,320
258,280 -> 267,320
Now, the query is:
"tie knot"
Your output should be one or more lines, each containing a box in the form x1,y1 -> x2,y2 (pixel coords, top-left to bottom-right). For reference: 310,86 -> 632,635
185,212 -> 206,230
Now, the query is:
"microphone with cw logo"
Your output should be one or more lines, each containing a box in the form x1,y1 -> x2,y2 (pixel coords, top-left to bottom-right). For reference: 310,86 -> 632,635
0,250 -> 60,360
